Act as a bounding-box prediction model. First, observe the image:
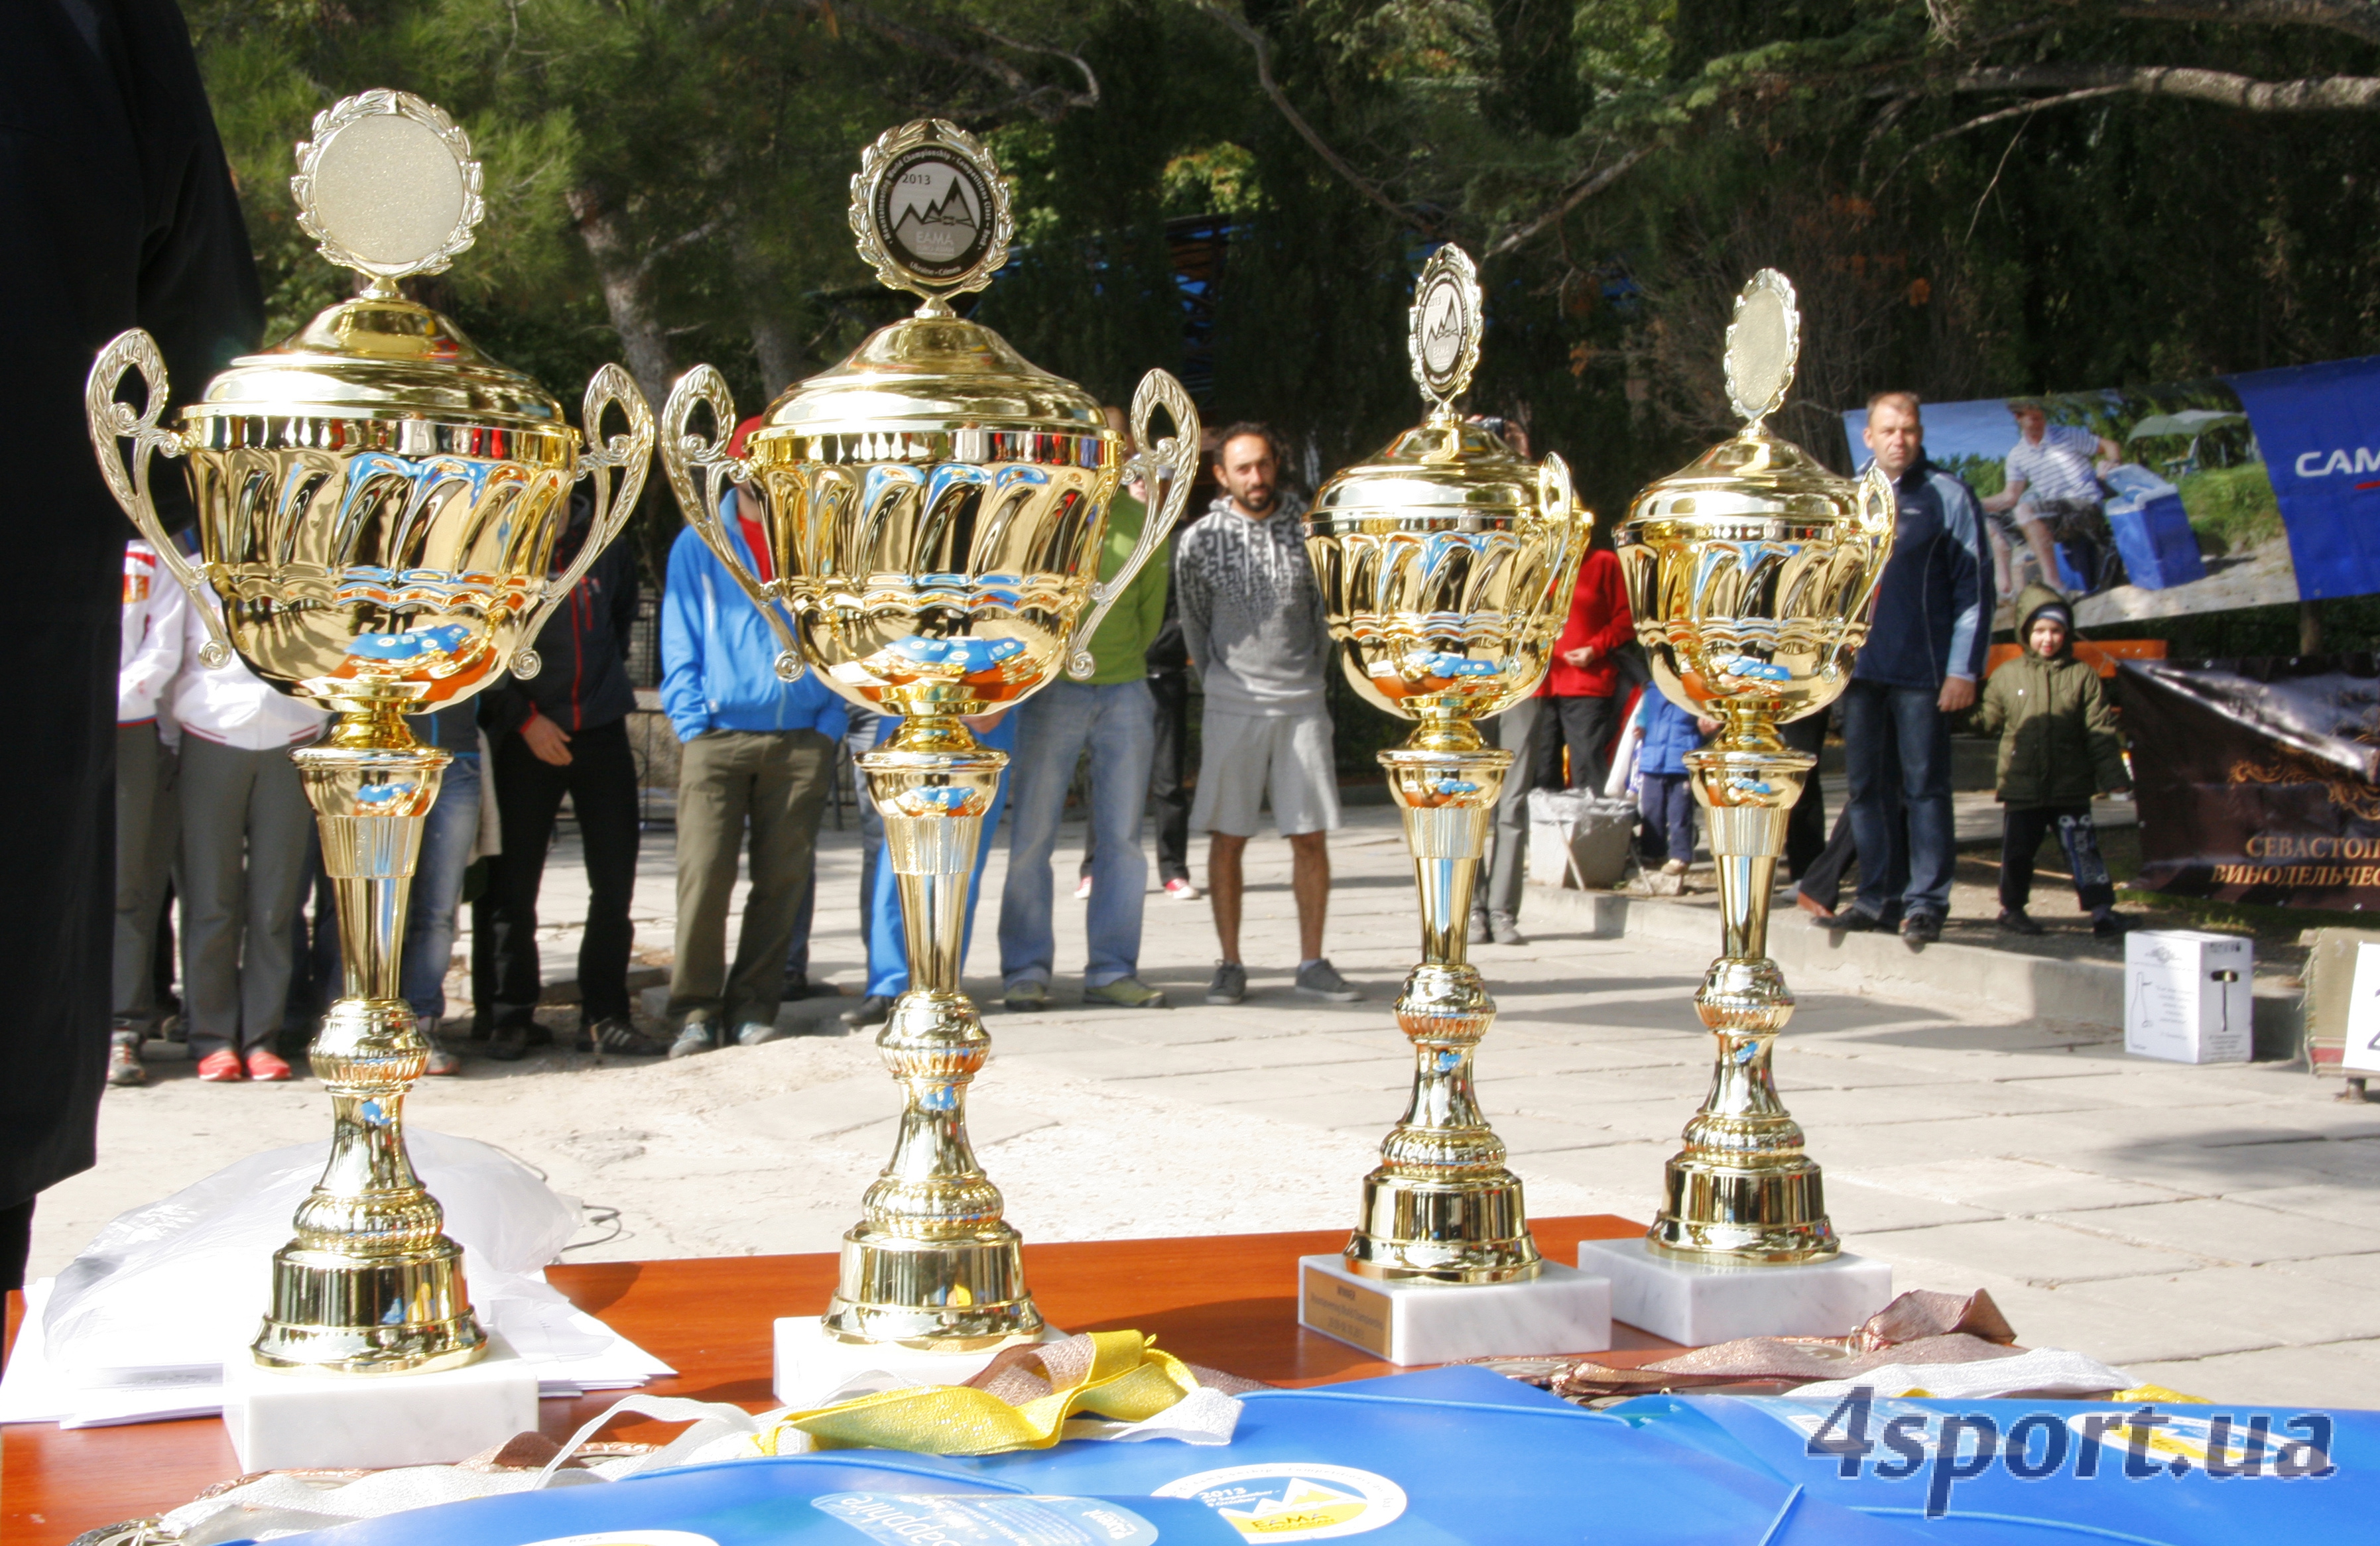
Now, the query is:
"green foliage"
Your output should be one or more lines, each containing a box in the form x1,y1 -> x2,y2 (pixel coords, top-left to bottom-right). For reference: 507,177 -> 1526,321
2176,463 -> 2285,556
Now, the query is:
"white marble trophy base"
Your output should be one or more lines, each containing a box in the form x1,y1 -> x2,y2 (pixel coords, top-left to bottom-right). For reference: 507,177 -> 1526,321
220,1333 -> 538,1472
1580,1236 -> 1893,1346
1296,1254 -> 1611,1366
772,1317 -> 1068,1407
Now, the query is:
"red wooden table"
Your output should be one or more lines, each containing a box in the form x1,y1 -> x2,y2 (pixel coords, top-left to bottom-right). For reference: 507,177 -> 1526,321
3,1216 -> 1665,1546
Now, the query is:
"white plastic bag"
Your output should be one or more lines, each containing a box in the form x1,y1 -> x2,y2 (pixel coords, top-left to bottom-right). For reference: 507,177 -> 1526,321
43,1130 -> 586,1383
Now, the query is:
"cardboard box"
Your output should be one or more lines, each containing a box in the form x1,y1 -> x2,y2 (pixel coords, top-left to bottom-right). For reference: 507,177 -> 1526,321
2124,929 -> 2253,1063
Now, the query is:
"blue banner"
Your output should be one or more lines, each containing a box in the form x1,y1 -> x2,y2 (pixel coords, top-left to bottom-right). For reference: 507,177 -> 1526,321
2222,355 -> 2380,601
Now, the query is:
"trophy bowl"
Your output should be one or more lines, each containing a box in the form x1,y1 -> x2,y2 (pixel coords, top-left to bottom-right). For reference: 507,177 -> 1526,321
1308,416 -> 1582,744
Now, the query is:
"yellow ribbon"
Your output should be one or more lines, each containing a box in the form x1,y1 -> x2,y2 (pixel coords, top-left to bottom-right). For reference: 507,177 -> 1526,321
750,1331 -> 1201,1457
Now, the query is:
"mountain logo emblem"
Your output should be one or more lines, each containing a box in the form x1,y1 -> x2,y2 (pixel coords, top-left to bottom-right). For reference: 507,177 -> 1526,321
1420,280 -> 1466,377
1153,1462 -> 1407,1540
876,149 -> 992,279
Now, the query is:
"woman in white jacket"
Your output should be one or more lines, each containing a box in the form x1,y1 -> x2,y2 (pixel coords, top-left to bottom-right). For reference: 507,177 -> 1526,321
172,590 -> 326,1081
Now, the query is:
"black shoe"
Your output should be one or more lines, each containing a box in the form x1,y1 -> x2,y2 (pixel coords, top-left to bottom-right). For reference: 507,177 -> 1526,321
485,1022 -> 530,1061
781,975 -> 843,1001
578,1016 -> 667,1055
1998,908 -> 2045,936
2093,910 -> 2133,939
1901,911 -> 1944,945
840,994 -> 893,1029
1836,906 -> 1883,932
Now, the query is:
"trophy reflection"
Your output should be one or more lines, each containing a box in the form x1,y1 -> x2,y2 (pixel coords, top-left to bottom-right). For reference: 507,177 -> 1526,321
1296,245 -> 1609,1364
659,120 -> 1199,1376
86,90 -> 651,1380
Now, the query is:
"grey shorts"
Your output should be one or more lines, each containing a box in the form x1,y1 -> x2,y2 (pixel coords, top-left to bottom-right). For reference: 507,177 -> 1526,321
1190,707 -> 1342,837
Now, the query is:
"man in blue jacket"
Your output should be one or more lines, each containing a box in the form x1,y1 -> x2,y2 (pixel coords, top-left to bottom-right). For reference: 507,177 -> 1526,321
1842,391 -> 1990,945
660,459 -> 848,1056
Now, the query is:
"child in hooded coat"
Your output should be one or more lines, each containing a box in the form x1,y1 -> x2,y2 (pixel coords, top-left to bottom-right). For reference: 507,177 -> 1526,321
1972,584 -> 2133,937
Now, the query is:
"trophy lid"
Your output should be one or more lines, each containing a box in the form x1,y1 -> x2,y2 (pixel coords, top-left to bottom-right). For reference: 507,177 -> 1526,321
1626,269 -> 1849,524
750,119 -> 1104,447
1312,245 -> 1536,520
184,90 -> 565,429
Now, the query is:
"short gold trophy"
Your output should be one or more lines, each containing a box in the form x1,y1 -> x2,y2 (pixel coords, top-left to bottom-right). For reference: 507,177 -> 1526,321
655,120 -> 1199,1398
1294,245 -> 1609,1364
85,91 -> 651,1467
1579,269 -> 1897,1343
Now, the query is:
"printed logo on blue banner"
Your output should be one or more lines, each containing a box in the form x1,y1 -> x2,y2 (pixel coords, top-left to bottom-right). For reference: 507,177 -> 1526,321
1153,1462 -> 1407,1540
811,1494 -> 1157,1546
515,1532 -> 720,1546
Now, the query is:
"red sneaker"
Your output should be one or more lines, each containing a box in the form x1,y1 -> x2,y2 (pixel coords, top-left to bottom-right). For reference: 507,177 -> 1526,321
245,1047 -> 294,1081
196,1049 -> 243,1082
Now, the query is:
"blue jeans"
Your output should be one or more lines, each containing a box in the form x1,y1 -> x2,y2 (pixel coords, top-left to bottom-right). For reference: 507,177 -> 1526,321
403,753 -> 481,1020
865,712 -> 1015,998
999,680 -> 1156,990
1841,680 -> 1954,918
1639,772 -> 1696,865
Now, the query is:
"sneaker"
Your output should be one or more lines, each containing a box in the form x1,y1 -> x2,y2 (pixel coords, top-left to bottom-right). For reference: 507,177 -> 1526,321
841,994 -> 894,1029
107,1030 -> 147,1088
1901,910 -> 1944,945
1794,886 -> 1837,926
245,1047 -> 294,1081
1004,979 -> 1050,1013
196,1048 -> 243,1082
1467,913 -> 1490,945
735,1020 -> 786,1047
1997,908 -> 2045,937
416,1018 -> 460,1076
1488,913 -> 1525,947
1836,906 -> 1883,933
1084,977 -> 1169,1009
1206,960 -> 1247,1006
578,1016 -> 668,1055
1075,874 -> 1094,900
485,1022 -> 531,1061
1164,877 -> 1202,902
668,1016 -> 719,1059
1296,959 -> 1363,1002
2092,910 -> 2134,939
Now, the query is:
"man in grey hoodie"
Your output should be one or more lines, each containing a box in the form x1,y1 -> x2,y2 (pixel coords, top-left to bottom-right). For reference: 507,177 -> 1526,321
1177,424 -> 1361,1007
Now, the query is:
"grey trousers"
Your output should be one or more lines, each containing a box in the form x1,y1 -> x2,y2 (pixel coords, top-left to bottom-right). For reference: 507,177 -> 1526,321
178,736 -> 313,1057
1481,697 -> 1548,922
113,722 -> 177,1030
670,728 -> 836,1028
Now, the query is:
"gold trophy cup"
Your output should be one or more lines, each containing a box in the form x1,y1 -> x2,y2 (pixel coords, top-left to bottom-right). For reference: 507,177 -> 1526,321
1296,245 -> 1604,1362
86,91 -> 652,1376
658,120 -> 1199,1361
1613,270 -> 1895,1268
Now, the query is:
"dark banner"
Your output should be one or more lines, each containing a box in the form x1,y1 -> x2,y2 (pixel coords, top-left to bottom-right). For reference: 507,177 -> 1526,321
2116,656 -> 2380,910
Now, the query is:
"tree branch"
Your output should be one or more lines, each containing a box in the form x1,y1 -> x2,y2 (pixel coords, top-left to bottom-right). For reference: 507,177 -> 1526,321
1190,1 -> 1422,229
1943,62 -> 2380,110
2101,1 -> 2380,47
971,23 -> 1100,111
635,212 -> 733,281
1873,84 -> 2127,190
1487,146 -> 1654,256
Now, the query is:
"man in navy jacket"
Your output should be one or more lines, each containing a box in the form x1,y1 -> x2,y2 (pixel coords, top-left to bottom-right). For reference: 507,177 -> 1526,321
659,461 -> 848,1056
1842,392 -> 1990,944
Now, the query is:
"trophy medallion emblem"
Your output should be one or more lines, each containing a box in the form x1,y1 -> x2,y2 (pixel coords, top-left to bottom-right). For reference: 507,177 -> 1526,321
660,120 -> 1199,1357
1301,244 -> 1596,1337
86,90 -> 653,1376
1613,270 -> 1896,1265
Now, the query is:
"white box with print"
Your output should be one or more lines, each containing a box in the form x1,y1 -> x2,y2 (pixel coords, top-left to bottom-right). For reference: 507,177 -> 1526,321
2123,929 -> 2251,1064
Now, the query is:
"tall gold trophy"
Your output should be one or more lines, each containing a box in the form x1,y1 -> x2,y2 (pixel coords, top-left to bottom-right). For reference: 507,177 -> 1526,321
1580,269 -> 1897,1343
1294,246 -> 1608,1364
85,91 -> 651,1459
657,121 -> 1199,1394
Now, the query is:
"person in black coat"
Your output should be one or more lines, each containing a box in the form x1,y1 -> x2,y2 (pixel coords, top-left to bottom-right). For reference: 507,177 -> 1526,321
1,0 -> 263,1290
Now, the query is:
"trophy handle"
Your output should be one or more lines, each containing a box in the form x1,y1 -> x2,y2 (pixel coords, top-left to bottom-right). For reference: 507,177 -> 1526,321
84,329 -> 233,669
1066,369 -> 1201,682
660,365 -> 805,683
1539,450 -> 1582,581
1845,461 -> 1898,622
515,364 -> 655,680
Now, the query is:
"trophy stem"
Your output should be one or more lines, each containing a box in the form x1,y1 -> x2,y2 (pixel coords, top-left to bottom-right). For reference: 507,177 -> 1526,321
253,717 -> 486,1374
1648,734 -> 1840,1264
827,719 -> 1043,1349
1344,740 -> 1542,1284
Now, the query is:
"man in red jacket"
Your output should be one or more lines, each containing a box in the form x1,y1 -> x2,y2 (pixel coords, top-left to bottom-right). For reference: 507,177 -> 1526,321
1537,542 -> 1633,792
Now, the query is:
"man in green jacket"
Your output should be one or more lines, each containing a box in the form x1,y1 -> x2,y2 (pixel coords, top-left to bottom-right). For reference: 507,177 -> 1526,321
996,409 -> 1176,1009
1973,584 -> 2133,937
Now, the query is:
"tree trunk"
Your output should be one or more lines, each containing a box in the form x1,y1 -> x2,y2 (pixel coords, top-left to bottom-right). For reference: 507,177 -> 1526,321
2300,597 -> 2326,656
566,184 -> 675,412
733,227 -> 806,396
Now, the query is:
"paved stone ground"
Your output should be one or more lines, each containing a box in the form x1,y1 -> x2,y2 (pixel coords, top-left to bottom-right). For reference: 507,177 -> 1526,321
34,805 -> 2380,1409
